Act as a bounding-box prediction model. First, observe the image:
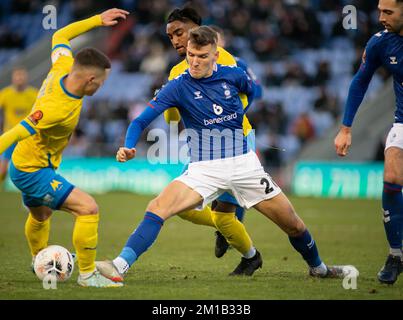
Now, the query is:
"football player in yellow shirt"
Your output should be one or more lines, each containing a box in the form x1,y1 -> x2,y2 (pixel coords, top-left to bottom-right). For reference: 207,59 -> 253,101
0,67 -> 37,186
0,8 -> 129,288
164,8 -> 261,273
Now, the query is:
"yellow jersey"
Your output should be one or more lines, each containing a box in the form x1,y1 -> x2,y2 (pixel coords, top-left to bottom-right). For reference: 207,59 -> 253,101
163,46 -> 253,136
12,14 -> 102,172
0,85 -> 38,132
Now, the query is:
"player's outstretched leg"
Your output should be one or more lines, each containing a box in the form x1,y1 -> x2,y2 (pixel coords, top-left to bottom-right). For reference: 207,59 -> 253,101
61,188 -> 122,288
254,192 -> 356,278
97,181 -> 203,282
98,211 -> 165,282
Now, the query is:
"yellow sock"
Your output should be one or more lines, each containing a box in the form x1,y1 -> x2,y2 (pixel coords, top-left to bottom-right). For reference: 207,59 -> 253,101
25,213 -> 50,256
178,206 -> 215,227
73,213 -> 99,274
211,211 -> 253,255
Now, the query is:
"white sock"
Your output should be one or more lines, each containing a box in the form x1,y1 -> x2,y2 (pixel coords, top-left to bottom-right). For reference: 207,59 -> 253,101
113,256 -> 129,274
389,248 -> 403,258
311,262 -> 327,275
80,269 -> 96,279
243,247 -> 257,259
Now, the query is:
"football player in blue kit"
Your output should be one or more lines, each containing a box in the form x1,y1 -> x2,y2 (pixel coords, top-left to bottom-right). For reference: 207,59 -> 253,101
335,0 -> 403,284
97,26 -> 353,283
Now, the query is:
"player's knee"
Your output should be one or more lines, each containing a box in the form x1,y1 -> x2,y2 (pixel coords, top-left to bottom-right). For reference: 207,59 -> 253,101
30,210 -> 52,222
78,198 -> 99,216
384,172 -> 401,185
213,201 -> 236,213
147,198 -> 169,217
286,219 -> 306,237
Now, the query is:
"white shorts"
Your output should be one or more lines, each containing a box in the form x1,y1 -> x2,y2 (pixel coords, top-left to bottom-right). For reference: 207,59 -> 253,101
385,123 -> 403,151
175,151 -> 282,209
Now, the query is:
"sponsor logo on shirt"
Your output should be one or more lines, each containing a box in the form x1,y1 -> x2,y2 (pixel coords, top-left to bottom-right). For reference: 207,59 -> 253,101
203,112 -> 238,126
194,91 -> 203,99
390,56 -> 397,65
213,104 -> 223,115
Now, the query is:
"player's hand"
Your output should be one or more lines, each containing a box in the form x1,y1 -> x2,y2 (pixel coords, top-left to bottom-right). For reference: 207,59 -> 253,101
100,8 -> 129,26
116,147 -> 136,162
334,126 -> 352,157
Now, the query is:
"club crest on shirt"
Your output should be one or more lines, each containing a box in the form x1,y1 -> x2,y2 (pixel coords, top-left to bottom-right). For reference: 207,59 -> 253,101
221,82 -> 232,99
28,110 -> 43,126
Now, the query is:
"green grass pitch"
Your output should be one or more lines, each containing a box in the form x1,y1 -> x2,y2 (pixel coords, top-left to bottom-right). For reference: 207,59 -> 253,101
0,191 -> 401,300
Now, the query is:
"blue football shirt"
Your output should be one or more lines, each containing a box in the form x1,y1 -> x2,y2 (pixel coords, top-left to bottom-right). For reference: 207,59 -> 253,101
125,64 -> 256,162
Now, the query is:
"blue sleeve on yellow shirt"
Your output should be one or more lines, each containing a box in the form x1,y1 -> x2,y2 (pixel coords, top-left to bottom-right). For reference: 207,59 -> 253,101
20,120 -> 36,135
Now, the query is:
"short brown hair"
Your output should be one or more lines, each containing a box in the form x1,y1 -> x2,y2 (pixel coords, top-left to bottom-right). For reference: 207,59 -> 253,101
74,47 -> 111,69
188,26 -> 218,49
209,25 -> 224,38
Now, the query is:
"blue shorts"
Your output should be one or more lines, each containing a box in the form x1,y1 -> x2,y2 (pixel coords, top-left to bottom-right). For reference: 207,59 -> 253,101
1,143 -> 17,161
181,131 -> 256,207
9,161 -> 75,210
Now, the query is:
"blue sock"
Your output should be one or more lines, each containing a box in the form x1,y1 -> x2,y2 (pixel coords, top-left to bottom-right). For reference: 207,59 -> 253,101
119,212 -> 164,266
235,205 -> 245,222
382,182 -> 403,250
289,229 -> 322,268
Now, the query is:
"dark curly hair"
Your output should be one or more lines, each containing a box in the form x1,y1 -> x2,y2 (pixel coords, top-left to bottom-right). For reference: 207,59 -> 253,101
167,7 -> 202,26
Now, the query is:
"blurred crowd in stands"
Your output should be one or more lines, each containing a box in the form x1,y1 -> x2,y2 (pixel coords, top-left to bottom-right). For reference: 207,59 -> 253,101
0,0 -> 388,172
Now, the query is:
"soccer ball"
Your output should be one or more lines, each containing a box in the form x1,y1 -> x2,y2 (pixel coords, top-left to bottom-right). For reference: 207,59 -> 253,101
34,245 -> 74,282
